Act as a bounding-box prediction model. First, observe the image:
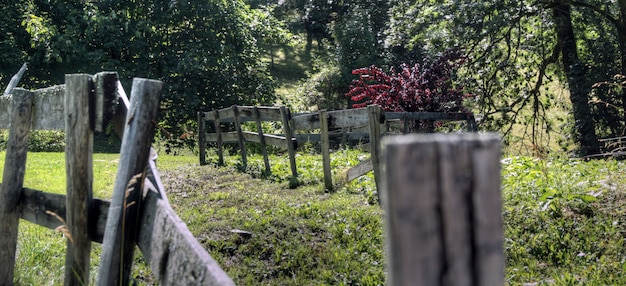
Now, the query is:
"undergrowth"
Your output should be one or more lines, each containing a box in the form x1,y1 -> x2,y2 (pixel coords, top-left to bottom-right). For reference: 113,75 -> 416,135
4,149 -> 626,285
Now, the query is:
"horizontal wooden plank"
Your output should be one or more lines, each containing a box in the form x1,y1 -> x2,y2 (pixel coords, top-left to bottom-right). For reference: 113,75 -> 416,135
326,108 -> 370,128
0,85 -> 66,130
294,133 -> 320,143
202,106 -> 236,121
385,112 -> 473,121
206,132 -> 239,142
291,113 -> 321,131
345,158 -> 373,182
237,106 -> 284,121
241,132 -> 292,149
292,108 -> 378,131
20,188 -> 110,243
203,108 -> 284,123
206,131 -> 294,149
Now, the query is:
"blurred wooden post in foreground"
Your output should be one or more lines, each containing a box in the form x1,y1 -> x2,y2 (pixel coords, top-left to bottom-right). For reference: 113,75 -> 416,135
382,134 -> 504,286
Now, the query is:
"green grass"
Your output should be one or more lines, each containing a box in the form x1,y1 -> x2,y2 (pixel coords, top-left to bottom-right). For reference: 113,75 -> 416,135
6,149 -> 626,285
501,156 -> 626,284
0,151 -> 196,285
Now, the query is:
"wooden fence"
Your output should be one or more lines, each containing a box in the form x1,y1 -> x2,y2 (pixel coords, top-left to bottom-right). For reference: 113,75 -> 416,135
198,105 -> 477,192
198,105 -> 388,191
0,72 -> 233,285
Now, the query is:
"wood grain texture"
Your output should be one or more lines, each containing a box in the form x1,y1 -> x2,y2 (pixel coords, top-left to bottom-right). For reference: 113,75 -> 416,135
98,78 -> 163,286
367,105 -> 382,199
232,105 -> 247,167
438,138 -> 472,286
198,112 -> 207,165
470,136 -> 504,286
64,74 -> 94,286
383,135 -> 443,286
382,134 -> 503,286
319,110 -> 333,191
20,188 -> 110,243
254,107 -> 271,173
0,88 -> 32,285
213,110 -> 224,165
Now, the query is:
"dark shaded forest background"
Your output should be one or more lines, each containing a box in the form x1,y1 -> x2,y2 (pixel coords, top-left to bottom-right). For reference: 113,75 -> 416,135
2,0 -> 626,157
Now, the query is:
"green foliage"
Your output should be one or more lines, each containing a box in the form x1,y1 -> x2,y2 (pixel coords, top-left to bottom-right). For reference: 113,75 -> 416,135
3,152 -> 197,285
2,0 -> 288,149
294,65 -> 347,111
162,162 -> 384,285
9,150 -> 626,284
502,156 -> 626,284
28,130 -> 65,152
333,1 -> 388,77
0,130 -> 65,152
382,0 -> 626,154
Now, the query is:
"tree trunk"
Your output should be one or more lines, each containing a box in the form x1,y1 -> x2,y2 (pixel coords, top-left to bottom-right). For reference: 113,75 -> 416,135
552,2 -> 600,156
305,29 -> 313,59
618,0 -> 626,125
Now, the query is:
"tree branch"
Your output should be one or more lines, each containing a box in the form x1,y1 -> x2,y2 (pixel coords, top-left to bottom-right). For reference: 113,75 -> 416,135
570,1 -> 620,28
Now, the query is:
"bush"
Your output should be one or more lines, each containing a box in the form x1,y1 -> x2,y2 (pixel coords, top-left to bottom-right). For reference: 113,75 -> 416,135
346,48 -> 473,113
295,66 -> 348,111
0,130 -> 65,152
28,130 -> 65,152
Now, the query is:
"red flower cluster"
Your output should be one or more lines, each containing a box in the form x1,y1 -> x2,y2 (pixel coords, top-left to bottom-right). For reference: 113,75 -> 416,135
346,49 -> 473,113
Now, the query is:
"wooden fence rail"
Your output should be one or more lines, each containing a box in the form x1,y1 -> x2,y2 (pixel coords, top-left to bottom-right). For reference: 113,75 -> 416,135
0,72 -> 233,285
382,134 -> 503,286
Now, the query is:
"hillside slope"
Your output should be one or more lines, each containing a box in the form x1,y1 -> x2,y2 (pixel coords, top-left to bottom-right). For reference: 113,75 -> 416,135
159,163 -> 385,285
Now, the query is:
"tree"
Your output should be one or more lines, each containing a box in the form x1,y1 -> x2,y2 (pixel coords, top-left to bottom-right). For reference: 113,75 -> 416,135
333,1 -> 389,78
4,0 -> 283,148
551,0 -> 600,155
383,0 -> 625,156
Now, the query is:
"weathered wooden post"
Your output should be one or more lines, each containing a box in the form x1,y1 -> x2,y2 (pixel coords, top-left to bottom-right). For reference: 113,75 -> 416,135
232,105 -> 247,168
98,78 -> 163,286
319,110 -> 333,191
367,105 -> 382,198
64,74 -> 94,286
213,110 -> 224,166
382,134 -> 503,286
198,112 -> 207,165
253,107 -> 271,174
280,106 -> 298,183
3,63 -> 27,96
0,88 -> 33,284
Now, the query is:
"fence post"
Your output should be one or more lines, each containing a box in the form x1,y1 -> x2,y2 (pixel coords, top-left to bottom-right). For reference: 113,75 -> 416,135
198,112 -> 207,165
232,105 -> 247,168
3,63 -> 27,96
213,110 -> 224,166
98,78 -> 163,286
467,114 -> 478,132
64,74 -> 94,286
0,88 -> 33,284
367,105 -> 382,200
382,134 -> 504,286
280,106 -> 298,183
253,107 -> 271,174
319,110 -> 333,191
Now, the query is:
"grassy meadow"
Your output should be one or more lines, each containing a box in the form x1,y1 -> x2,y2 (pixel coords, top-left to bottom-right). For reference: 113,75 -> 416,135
2,144 -> 626,285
